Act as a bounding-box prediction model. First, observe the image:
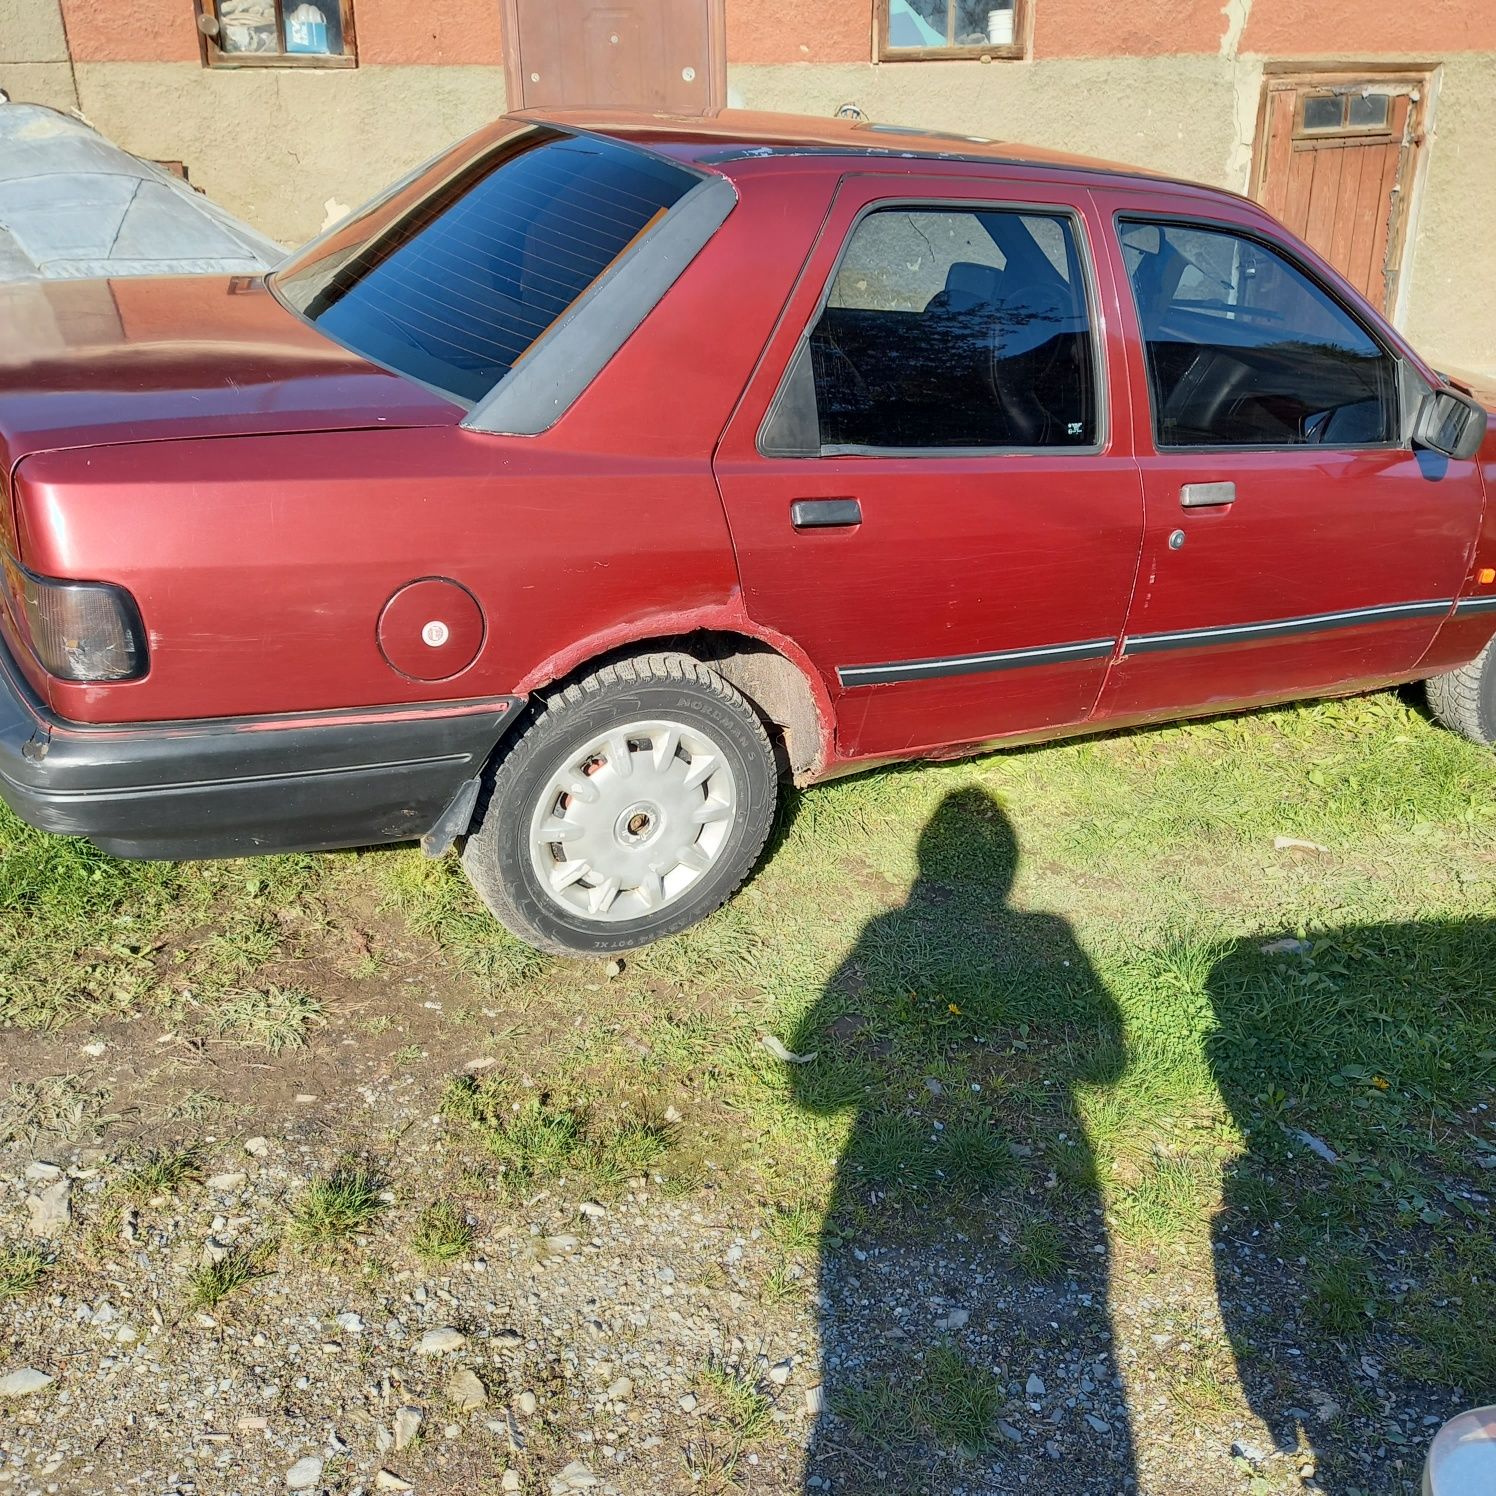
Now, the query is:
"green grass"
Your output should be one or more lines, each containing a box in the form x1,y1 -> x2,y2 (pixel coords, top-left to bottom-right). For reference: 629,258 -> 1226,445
0,1243 -> 48,1298
695,1361 -> 773,1442
410,1200 -> 475,1266
186,1245 -> 272,1310
287,1167 -> 387,1247
203,985 -> 322,1053
440,1080 -> 671,1194
1012,1219 -> 1064,1279
120,1144 -> 203,1201
837,1345 -> 1002,1457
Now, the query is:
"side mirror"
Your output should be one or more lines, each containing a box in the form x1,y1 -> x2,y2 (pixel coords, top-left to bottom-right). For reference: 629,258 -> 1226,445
1423,1406 -> 1496,1496
1414,386 -> 1488,461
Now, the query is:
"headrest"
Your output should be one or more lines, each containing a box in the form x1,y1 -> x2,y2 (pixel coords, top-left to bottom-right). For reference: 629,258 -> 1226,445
942,260 -> 1003,311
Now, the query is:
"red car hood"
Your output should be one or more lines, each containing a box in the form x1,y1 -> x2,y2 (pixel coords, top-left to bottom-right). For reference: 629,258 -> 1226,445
0,274 -> 462,476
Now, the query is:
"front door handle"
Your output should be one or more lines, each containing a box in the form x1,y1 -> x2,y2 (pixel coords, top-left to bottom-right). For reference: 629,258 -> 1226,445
1180,482 -> 1236,508
791,497 -> 862,530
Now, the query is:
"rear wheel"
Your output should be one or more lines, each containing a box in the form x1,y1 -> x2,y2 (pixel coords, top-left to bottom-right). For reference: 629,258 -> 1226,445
461,653 -> 778,956
1427,638 -> 1496,747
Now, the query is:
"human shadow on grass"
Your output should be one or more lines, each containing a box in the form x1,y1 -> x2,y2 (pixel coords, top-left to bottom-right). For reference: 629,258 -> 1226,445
787,787 -> 1136,1494
1203,918 -> 1496,1495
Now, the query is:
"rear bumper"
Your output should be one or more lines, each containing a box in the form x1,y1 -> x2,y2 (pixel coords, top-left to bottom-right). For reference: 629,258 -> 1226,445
0,644 -> 521,859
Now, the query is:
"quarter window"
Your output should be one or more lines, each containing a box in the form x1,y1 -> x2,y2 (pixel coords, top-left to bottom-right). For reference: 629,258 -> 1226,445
1119,219 -> 1397,449
774,207 -> 1097,453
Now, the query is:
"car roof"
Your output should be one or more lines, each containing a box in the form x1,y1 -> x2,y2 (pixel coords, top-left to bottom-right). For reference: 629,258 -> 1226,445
515,106 -> 1185,192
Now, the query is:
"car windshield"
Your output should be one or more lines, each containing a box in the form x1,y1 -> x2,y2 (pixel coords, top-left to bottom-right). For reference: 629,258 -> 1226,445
273,126 -> 698,406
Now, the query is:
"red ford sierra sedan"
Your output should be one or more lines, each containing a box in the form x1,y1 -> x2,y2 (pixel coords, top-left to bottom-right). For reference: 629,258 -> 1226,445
0,111 -> 1491,956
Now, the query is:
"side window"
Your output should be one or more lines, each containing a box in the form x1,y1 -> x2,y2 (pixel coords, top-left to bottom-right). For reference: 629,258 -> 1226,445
1119,219 -> 1397,449
771,206 -> 1098,453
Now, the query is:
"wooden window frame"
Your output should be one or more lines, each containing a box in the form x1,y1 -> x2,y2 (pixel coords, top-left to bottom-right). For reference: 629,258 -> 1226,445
196,0 -> 358,69
875,0 -> 1029,62
1295,89 -> 1394,141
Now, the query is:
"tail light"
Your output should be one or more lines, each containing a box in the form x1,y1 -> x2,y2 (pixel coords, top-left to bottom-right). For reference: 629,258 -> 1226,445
2,552 -> 146,682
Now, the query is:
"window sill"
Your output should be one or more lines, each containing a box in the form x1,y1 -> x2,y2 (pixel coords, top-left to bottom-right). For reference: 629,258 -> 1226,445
204,52 -> 357,69
878,45 -> 1027,62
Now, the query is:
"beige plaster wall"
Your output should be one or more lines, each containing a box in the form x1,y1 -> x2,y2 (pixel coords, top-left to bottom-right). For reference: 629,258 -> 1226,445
0,0 -> 78,109
1397,56 -> 1496,377
70,62 -> 506,245
729,56 -> 1246,192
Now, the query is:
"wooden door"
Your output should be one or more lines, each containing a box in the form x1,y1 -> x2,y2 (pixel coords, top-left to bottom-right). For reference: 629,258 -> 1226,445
1253,74 -> 1428,316
502,0 -> 725,115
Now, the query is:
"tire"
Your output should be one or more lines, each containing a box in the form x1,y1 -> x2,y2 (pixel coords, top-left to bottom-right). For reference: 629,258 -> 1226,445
461,652 -> 778,957
1427,637 -> 1496,748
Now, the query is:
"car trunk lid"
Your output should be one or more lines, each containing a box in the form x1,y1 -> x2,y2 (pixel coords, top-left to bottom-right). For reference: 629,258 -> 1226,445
0,273 -> 464,479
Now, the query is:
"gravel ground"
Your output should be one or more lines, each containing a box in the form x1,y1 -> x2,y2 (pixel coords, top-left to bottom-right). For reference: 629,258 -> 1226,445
0,1071 -> 1458,1496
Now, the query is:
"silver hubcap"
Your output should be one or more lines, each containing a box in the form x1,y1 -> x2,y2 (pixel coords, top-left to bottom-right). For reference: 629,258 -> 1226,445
528,719 -> 738,923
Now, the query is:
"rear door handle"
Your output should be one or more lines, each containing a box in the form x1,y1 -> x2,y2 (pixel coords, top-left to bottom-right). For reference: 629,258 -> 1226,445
791,498 -> 862,530
1180,482 -> 1236,508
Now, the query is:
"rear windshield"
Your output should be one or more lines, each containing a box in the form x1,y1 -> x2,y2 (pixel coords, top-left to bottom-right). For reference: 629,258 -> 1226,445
273,127 -> 698,406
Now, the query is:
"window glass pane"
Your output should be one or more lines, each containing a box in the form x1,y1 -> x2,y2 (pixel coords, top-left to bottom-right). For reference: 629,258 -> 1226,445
284,2 -> 343,54
1119,219 -> 1395,449
1301,95 -> 1345,132
1347,92 -> 1390,129
275,130 -> 696,406
887,0 -> 949,47
809,207 -> 1096,450
217,0 -> 280,53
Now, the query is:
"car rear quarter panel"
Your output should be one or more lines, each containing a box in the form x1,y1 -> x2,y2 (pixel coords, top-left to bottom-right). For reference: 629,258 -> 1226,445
10,166 -> 833,726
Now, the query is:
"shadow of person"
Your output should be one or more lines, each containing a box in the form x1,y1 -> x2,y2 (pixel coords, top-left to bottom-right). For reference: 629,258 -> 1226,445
787,786 -> 1136,1494
1203,918 -> 1496,1494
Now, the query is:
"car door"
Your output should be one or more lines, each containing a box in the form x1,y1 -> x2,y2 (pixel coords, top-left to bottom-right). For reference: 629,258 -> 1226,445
713,173 -> 1144,761
1090,196 -> 1484,722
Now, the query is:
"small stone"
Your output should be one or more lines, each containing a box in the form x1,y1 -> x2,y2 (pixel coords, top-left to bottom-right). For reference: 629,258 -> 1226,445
202,1238 -> 232,1265
502,1474 -> 522,1493
244,1137 -> 270,1156
604,959 -> 624,978
1260,937 -> 1311,956
23,1161 -> 63,1181
541,1234 -> 579,1255
285,1456 -> 323,1490
805,1385 -> 825,1416
114,1324 -> 138,1344
1085,1414 -> 1111,1434
393,1406 -> 424,1451
25,1179 -> 71,1238
0,1368 -> 54,1398
768,1360 -> 792,1385
1026,1373 -> 1047,1398
494,1328 -> 523,1350
678,1393 -> 698,1413
374,1473 -> 413,1492
207,1172 -> 247,1191
998,1421 -> 1024,1444
448,1368 -> 487,1411
415,1327 -> 467,1355
237,1416 -> 268,1431
578,1201 -> 606,1220
924,1076 -> 944,1097
937,1308 -> 970,1331
605,1376 -> 633,1401
334,1312 -> 365,1334
550,1460 -> 599,1493
516,1390 -> 538,1416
